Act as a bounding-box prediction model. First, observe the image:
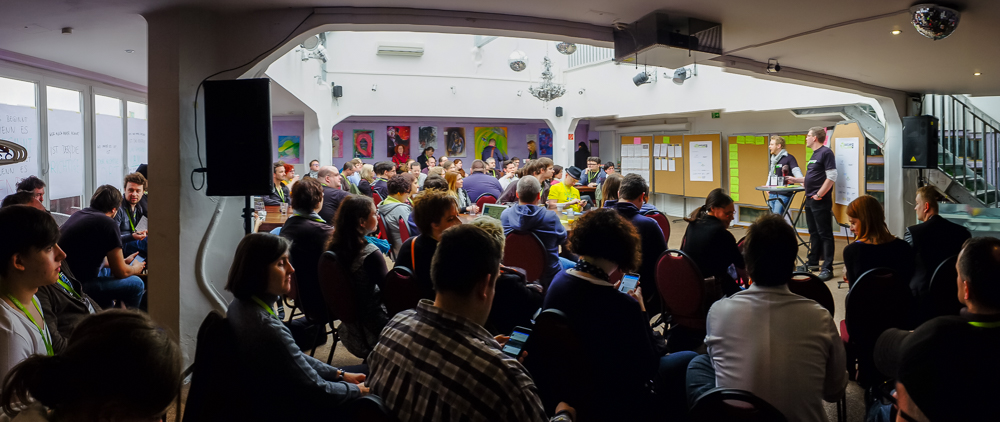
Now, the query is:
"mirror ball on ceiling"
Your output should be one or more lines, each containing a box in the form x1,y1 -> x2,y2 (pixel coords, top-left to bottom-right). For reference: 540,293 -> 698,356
508,50 -> 528,72
556,42 -> 577,55
910,4 -> 961,40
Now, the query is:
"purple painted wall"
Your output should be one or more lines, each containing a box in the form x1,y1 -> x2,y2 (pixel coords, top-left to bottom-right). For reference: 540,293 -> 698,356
328,119 -> 590,167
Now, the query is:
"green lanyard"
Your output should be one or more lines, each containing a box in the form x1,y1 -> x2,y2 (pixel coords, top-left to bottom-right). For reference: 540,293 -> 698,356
587,171 -> 598,184
57,272 -> 82,300
251,296 -> 277,319
275,184 -> 285,202
291,212 -> 326,223
7,295 -> 53,356
969,320 -> 1000,328
126,206 -> 138,233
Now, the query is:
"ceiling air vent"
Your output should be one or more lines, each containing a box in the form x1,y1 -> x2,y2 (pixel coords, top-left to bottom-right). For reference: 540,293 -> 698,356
376,42 -> 424,57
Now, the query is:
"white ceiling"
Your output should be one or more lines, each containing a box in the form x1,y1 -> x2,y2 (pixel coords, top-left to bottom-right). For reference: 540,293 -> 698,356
0,0 -> 996,94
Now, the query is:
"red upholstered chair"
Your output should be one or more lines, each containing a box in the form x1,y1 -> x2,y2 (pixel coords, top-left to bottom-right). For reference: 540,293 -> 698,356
608,269 -> 624,286
375,213 -> 388,240
316,251 -> 363,362
397,216 -> 411,243
645,211 -> 671,244
382,266 -> 422,316
841,267 -> 911,386
503,231 -> 546,284
656,249 -> 713,330
788,272 -> 836,316
372,190 -> 383,206
476,193 -> 498,210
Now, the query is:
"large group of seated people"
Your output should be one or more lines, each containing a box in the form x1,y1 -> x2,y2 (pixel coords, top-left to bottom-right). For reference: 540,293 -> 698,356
0,150 -> 995,421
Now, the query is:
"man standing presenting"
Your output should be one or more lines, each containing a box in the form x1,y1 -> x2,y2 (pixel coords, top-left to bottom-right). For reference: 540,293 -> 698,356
785,127 -> 836,281
116,172 -> 148,258
263,162 -> 290,205
766,135 -> 802,216
317,166 -> 349,224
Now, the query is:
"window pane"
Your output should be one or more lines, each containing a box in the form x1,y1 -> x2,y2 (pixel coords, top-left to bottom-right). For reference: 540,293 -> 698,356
95,95 -> 123,188
127,101 -> 147,172
0,77 -> 39,198
47,87 -> 84,214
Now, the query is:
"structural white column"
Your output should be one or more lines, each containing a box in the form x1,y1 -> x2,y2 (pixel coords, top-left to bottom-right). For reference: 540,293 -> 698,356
880,97 -> 914,235
548,117 -> 578,168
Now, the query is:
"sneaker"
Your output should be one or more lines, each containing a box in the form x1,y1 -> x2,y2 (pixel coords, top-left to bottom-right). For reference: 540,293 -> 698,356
817,270 -> 833,281
796,264 -> 819,273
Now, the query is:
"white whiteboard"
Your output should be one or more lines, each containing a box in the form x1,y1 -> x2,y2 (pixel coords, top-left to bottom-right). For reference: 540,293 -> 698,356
95,114 -> 123,188
47,109 -> 85,200
0,104 -> 39,197
127,117 -> 147,173
689,141 -> 715,182
834,137 -> 861,206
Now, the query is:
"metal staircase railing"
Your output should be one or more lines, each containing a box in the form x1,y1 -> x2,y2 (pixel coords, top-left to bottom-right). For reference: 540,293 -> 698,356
922,94 -> 999,207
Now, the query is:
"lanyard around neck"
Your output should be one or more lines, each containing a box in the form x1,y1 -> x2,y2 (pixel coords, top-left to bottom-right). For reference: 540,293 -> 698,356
252,296 -> 278,319
275,184 -> 285,201
126,206 -> 138,232
7,295 -> 53,356
291,212 -> 325,223
57,272 -> 82,300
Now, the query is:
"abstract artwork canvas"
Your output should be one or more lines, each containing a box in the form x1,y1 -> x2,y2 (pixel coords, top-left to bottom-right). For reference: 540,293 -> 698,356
444,127 -> 465,157
539,128 -> 553,155
277,135 -> 300,163
332,129 -> 343,158
474,127 -> 507,163
353,130 -> 373,158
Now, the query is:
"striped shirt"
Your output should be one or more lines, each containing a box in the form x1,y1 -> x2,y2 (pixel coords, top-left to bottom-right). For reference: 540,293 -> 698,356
368,300 -> 552,422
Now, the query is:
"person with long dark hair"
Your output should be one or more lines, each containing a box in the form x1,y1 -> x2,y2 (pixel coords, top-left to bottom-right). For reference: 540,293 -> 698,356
225,233 -> 366,419
681,188 -> 744,296
417,147 -> 435,169
573,141 -> 590,169
1,310 -> 182,421
327,196 -> 390,358
598,173 -> 623,207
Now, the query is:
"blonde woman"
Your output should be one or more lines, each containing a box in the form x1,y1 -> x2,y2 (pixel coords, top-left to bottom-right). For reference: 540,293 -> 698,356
358,164 -> 376,197
426,166 -> 445,179
445,172 -> 478,214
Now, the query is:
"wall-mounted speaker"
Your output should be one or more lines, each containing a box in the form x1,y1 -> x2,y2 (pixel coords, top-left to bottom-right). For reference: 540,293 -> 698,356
332,85 -> 343,98
902,115 -> 938,169
556,106 -> 563,117
203,79 -> 274,196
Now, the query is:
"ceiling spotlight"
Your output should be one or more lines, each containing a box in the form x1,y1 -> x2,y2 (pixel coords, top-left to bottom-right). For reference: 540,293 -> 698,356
508,50 -> 528,72
910,3 -> 961,40
371,84 -> 377,92
633,71 -> 651,86
672,68 -> 692,85
125,49 -> 135,54
61,27 -> 73,34
517,90 -> 523,97
556,42 -> 577,55
766,58 -> 782,74
891,29 -> 902,35
974,72 -> 982,76
578,88 -> 586,95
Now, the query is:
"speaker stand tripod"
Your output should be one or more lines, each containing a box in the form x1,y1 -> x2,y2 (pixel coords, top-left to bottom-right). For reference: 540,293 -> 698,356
242,196 -> 255,235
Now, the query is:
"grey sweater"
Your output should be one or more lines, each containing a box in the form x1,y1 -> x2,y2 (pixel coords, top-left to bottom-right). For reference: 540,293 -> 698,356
227,296 -> 361,410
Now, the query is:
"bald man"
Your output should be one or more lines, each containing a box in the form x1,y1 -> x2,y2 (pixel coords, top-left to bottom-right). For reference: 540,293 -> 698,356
317,166 -> 348,223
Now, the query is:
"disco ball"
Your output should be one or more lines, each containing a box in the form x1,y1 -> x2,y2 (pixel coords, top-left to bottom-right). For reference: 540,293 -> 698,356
910,4 -> 961,40
556,42 -> 577,55
508,50 -> 528,72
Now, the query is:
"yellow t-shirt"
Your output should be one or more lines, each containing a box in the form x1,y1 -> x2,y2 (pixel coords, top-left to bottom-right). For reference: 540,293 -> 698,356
548,182 -> 582,212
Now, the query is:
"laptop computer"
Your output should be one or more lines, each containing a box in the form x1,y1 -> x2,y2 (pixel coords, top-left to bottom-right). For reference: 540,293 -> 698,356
482,203 -> 509,220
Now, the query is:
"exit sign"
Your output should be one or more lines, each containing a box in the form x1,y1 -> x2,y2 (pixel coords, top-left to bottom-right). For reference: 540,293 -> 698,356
711,112 -> 721,119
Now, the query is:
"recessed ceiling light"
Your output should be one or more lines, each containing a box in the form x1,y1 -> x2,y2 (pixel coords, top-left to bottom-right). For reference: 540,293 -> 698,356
125,49 -> 135,53
974,72 -> 982,76
891,30 -> 901,35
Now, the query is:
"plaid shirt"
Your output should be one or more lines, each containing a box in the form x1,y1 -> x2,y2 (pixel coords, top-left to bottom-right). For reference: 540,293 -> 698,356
368,300 -> 552,422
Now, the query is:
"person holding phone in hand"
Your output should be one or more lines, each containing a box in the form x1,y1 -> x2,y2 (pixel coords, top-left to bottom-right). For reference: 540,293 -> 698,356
784,127 -> 837,281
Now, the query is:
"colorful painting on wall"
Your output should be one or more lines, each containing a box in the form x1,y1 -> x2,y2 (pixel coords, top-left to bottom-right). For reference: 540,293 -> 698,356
538,128 -> 553,155
418,126 -> 437,152
353,130 -> 373,158
332,129 -> 343,158
387,126 -> 411,168
444,127 -> 466,157
277,135 -> 301,163
474,127 -> 507,163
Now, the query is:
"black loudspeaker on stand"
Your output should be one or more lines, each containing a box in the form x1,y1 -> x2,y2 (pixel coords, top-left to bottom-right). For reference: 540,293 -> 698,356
203,79 -> 275,234
902,115 -> 938,169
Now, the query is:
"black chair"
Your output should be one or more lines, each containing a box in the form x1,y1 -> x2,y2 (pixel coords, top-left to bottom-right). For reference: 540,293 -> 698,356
788,272 -> 836,316
183,312 -> 243,421
382,266 -> 421,316
928,255 -> 962,318
523,309 -> 600,417
841,268 -> 911,386
347,395 -> 396,422
689,388 -> 787,422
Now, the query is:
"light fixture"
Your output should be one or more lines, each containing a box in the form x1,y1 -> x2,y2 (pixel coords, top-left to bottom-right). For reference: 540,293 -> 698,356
910,4 -> 961,40
672,68 -> 692,85
633,71 -> 651,86
528,57 -> 566,102
371,84 -> 377,92
299,35 -> 327,63
376,42 -> 424,56
61,27 -> 72,34
125,49 -> 135,54
450,86 -> 456,94
516,90 -> 523,97
508,50 -> 528,72
891,29 -> 902,35
974,72 -> 982,76
556,42 -> 577,55
578,88 -> 586,95
766,58 -> 782,74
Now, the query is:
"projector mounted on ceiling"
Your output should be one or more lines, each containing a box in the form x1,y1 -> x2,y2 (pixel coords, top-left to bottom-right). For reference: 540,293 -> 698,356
613,12 -> 722,69
376,42 -> 425,57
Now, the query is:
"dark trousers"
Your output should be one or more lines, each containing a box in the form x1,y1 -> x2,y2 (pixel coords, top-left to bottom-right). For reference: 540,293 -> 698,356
685,354 -> 717,409
804,196 -> 835,272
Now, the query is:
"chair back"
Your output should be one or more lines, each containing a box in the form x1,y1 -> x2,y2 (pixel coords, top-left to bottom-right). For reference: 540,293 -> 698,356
608,268 -> 624,286
689,388 -> 788,422
845,267 -> 911,385
476,193 -> 498,209
397,216 -> 411,243
376,213 -> 389,240
928,255 -> 962,318
373,190 -> 384,206
656,249 -> 709,329
382,266 -> 422,316
183,312 -> 241,421
289,272 -> 330,323
348,395 -> 396,422
503,231 -> 546,283
646,211 -> 671,243
524,309 -> 600,417
317,251 -> 359,324
788,272 -> 836,316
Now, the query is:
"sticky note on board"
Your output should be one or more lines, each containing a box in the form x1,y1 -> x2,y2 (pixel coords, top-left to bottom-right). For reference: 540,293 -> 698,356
806,148 -> 814,161
756,136 -> 766,145
797,135 -> 806,144
731,176 -> 739,185
730,160 -> 739,169
633,137 -> 642,144
731,169 -> 739,177
729,143 -> 738,152
731,184 -> 739,193
737,136 -> 746,144
732,193 -> 740,202
663,136 -> 671,144
730,152 -> 739,160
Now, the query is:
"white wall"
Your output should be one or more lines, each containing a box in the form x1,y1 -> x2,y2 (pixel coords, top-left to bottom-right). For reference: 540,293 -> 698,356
967,96 -> 1000,123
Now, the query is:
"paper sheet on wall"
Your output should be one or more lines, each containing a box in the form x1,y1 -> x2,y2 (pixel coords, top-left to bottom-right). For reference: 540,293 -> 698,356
834,137 -> 860,206
668,159 -> 676,172
640,143 -> 650,157
641,158 -> 649,170
667,145 -> 676,158
654,158 -> 662,171
689,141 -> 714,182
0,104 -> 39,198
95,114 -> 123,188
47,109 -> 85,200
674,144 -> 682,158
